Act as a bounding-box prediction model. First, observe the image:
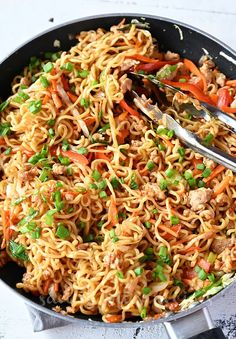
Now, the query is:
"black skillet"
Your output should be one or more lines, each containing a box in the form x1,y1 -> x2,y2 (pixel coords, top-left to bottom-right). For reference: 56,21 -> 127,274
0,13 -> 236,339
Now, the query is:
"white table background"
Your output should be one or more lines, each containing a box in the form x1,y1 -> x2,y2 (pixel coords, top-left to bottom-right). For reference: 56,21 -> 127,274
0,1 -> 236,338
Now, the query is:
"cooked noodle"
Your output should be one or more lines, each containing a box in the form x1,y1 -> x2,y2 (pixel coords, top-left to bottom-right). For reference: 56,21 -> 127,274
0,20 -> 236,322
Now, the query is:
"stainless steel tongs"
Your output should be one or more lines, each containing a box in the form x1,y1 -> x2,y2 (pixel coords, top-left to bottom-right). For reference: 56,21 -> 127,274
132,91 -> 236,172
131,72 -> 236,134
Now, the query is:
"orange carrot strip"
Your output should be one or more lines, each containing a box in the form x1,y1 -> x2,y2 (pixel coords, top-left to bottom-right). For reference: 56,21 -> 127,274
1,210 -> 11,249
50,79 -> 58,92
118,111 -> 128,121
61,150 -> 89,166
105,314 -> 123,323
43,280 -> 51,295
108,197 -> 118,227
84,117 -> 96,126
66,91 -> 78,103
42,94 -> 51,105
51,93 -> 63,109
192,157 -> 203,176
158,224 -> 181,241
54,283 -> 59,293
226,80 -> 236,86
198,258 -> 211,272
213,175 -> 231,197
163,80 -> 214,105
0,137 -> 6,146
221,105 -> 236,114
117,128 -> 129,144
203,164 -> 225,183
183,58 -> 207,92
119,99 -> 140,118
209,94 -> 218,106
179,246 -> 200,254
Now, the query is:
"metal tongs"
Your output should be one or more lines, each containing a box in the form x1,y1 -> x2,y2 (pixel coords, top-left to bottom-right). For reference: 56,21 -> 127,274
132,90 -> 236,172
131,72 -> 236,133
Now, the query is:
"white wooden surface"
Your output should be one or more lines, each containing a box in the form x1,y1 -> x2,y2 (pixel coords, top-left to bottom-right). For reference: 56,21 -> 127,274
1,1 -> 236,338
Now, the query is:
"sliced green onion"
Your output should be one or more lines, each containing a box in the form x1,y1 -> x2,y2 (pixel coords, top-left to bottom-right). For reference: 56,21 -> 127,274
134,267 -> 143,276
111,177 -> 120,189
89,183 -> 98,189
0,122 -> 11,136
0,100 -> 9,112
159,178 -> 167,191
195,265 -> 207,280
60,62 -> 73,71
77,221 -> 86,229
144,221 -> 151,229
77,69 -> 89,78
19,221 -> 37,234
116,271 -> 124,279
12,196 -> 26,206
202,168 -> 212,178
174,278 -> 183,287
140,307 -> 147,319
56,181 -> 63,188
208,273 -> 216,283
47,119 -> 55,126
66,167 -> 73,176
48,128 -> 55,138
203,133 -> 214,146
56,223 -> 70,239
97,220 -> 105,229
167,129 -> 175,138
158,143 -> 166,151
5,147 -> 12,155
152,208 -> 158,214
43,62 -> 54,73
98,123 -> 110,133
39,168 -> 51,182
198,180 -> 206,188
153,264 -> 167,282
188,177 -> 197,189
170,215 -> 179,225
9,240 -> 28,261
62,139 -> 70,151
196,163 -> 205,170
147,161 -> 155,171
184,171 -> 192,180
54,191 -> 64,211
179,78 -> 187,82
18,209 -> 38,227
159,246 -> 172,265
28,100 -> 42,114
130,173 -> 138,190
109,229 -> 119,242
31,227 -> 41,239
40,76 -> 50,88
80,98 -> 90,108
207,252 -> 217,264
156,128 -> 168,135
99,190 -> 107,198
165,168 -> 175,178
142,287 -> 152,295
77,147 -> 88,155
58,154 -> 70,166
97,180 -> 107,190
45,209 -> 57,226
91,169 -> 101,181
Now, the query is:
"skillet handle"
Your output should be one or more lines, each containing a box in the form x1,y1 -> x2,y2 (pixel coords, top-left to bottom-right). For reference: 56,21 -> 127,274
163,307 -> 226,339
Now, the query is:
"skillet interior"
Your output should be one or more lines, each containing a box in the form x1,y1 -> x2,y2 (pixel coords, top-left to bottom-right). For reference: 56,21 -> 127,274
0,13 -> 236,325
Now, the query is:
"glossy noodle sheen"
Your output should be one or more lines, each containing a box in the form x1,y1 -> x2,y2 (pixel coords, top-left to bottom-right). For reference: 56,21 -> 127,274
0,20 -> 236,323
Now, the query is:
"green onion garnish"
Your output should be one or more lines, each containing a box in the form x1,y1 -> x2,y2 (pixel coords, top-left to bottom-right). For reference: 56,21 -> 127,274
130,173 -> 138,190
159,178 -> 167,191
91,169 -> 101,181
47,119 -> 55,126
152,208 -> 158,214
40,76 -> 50,88
45,209 -> 57,226
170,215 -> 179,225
80,98 -> 90,108
39,168 -> 51,182
77,147 -> 88,155
144,221 -> 151,229
109,229 -> 119,243
142,287 -> 152,295
99,190 -> 107,198
9,240 -> 28,261
159,246 -> 172,265
111,177 -> 120,189
5,147 -> 12,155
48,128 -> 55,138
28,100 -> 42,114
0,122 -> 11,136
196,163 -> 205,170
43,62 -> 54,73
203,133 -> 214,146
202,168 -> 212,178
56,223 -> 70,239
134,267 -> 143,276
116,271 -> 124,279
140,307 -> 147,319
195,265 -> 207,280
62,139 -> 70,151
0,100 -> 9,112
54,191 -> 64,211
77,70 -> 89,78
165,168 -> 175,178
58,154 -> 70,166
147,161 -> 155,171
60,62 -> 73,72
